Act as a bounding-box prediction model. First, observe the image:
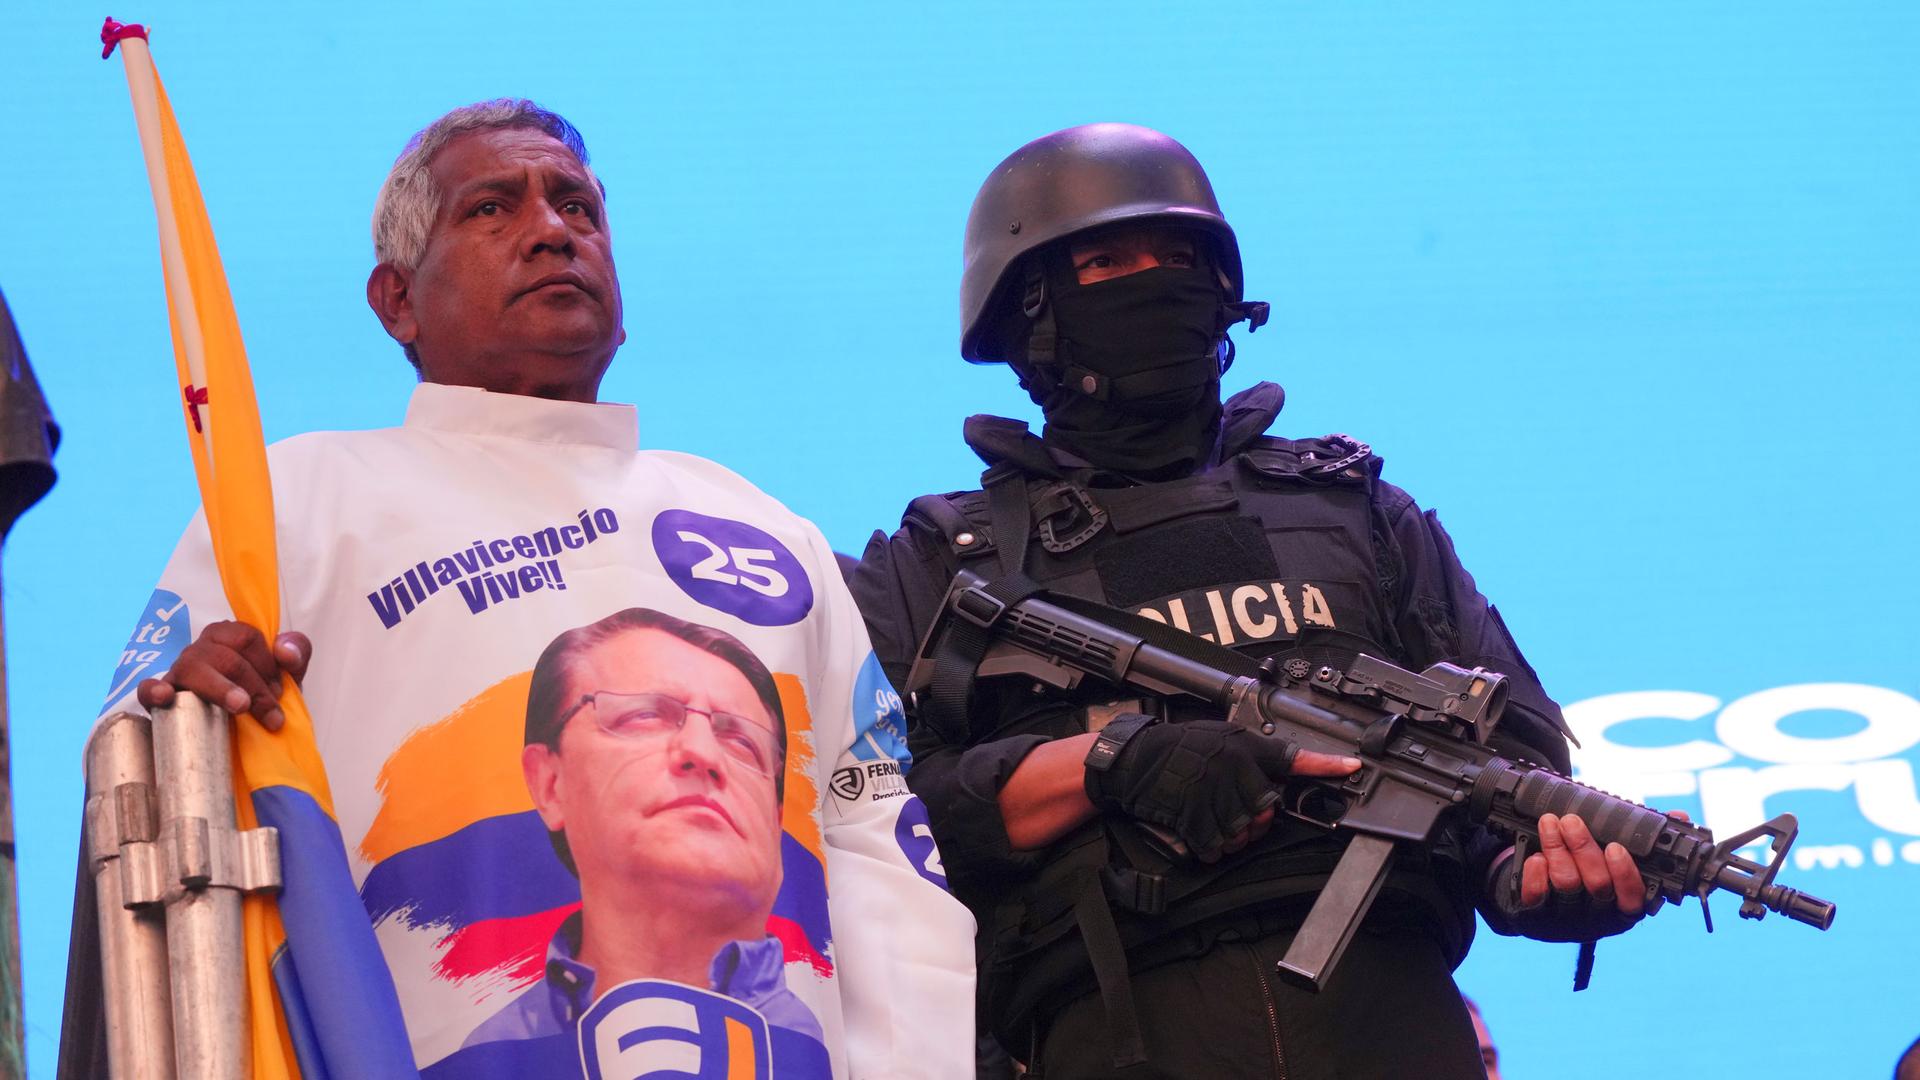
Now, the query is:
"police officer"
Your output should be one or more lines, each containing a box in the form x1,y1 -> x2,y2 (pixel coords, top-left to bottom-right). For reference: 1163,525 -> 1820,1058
849,123 -> 1650,1079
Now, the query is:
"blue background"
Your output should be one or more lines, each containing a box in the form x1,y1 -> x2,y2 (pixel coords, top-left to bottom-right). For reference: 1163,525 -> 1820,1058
4,2 -> 1917,1075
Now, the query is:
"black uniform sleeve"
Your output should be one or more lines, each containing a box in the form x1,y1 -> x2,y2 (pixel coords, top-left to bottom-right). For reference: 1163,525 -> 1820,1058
846,525 -> 938,696
1373,484 -> 1642,942
848,519 -> 1052,899
1373,482 -> 1572,774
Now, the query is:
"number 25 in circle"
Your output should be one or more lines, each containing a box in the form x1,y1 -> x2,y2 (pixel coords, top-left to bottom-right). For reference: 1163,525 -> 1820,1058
652,509 -> 815,626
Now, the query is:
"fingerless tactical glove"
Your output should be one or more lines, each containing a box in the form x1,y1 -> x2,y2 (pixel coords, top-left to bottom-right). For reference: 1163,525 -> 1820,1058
1083,714 -> 1295,861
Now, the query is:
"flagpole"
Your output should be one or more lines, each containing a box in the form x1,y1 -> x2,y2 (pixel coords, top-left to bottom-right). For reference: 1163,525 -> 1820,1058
111,29 -> 214,444
94,20 -> 421,1076
98,20 -> 274,1077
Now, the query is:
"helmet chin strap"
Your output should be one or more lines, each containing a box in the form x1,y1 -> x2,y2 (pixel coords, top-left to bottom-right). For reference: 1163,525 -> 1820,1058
1019,267 -> 1062,398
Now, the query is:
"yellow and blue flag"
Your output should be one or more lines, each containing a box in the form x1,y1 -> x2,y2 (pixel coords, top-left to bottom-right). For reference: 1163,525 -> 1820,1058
103,18 -> 417,1078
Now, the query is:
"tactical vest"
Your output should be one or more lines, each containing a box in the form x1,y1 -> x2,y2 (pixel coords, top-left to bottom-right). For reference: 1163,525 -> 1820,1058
904,391 -> 1477,1062
912,431 -> 1404,678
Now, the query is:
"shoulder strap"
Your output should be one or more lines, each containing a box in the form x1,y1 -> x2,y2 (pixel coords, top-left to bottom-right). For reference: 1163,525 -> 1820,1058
983,464 -> 1033,578
912,468 -> 1038,744
1073,874 -> 1149,1069
916,570 -> 1047,746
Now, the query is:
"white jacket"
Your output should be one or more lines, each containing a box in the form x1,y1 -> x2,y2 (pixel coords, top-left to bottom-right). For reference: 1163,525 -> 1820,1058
101,382 -> 975,1078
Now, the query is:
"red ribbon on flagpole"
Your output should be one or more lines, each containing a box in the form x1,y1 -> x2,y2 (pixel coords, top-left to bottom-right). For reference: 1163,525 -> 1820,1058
100,17 -> 149,60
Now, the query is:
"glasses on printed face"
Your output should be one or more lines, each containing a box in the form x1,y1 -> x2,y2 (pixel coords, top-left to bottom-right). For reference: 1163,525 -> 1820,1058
559,691 -> 784,777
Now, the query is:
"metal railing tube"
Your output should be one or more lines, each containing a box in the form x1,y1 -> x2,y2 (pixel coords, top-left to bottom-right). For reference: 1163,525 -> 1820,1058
84,713 -> 176,1080
149,693 -> 250,1079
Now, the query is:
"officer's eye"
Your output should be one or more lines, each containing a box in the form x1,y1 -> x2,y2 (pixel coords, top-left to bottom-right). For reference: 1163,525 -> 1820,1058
1162,250 -> 1196,268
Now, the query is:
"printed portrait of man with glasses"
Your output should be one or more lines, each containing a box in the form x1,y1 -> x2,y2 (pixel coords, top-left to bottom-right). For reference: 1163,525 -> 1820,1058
463,606 -> 830,1074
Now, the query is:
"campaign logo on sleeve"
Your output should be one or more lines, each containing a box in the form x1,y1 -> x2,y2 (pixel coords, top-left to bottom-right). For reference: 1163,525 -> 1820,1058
99,589 -> 190,713
892,797 -> 948,891
830,760 -> 908,806
651,510 -> 814,627
830,766 -> 865,801
579,981 -> 771,1080
849,652 -> 910,767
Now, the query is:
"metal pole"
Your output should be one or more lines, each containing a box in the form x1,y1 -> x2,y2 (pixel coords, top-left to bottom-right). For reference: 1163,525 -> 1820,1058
84,694 -> 282,1080
0,579 -> 25,1080
83,714 -> 175,1080
2,284 -> 58,1077
149,693 -> 273,1080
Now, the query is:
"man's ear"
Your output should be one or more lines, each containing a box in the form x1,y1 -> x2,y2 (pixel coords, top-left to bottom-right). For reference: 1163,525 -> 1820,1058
522,743 -> 565,832
366,263 -> 418,347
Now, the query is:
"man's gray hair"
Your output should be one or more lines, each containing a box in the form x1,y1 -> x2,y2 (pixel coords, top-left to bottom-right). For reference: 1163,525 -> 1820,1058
371,98 -> 602,272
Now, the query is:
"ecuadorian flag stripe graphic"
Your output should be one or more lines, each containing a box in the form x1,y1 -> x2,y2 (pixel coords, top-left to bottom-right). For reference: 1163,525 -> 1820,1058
362,812 -> 580,929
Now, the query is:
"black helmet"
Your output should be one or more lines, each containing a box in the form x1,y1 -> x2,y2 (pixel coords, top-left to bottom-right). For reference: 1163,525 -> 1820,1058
960,123 -> 1245,364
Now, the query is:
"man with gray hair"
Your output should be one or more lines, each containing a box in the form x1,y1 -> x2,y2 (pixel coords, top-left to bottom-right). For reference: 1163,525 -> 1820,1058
361,99 -> 619,395
86,99 -> 975,1078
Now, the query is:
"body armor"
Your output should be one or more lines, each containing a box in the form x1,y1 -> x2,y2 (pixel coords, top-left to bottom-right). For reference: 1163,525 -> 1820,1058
898,385 -> 1482,1052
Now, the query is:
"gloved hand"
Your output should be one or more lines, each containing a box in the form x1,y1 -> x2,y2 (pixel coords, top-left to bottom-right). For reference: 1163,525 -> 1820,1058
1084,715 -> 1357,862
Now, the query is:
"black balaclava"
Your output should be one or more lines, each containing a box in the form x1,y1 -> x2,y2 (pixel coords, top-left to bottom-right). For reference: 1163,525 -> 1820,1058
1010,243 -> 1234,478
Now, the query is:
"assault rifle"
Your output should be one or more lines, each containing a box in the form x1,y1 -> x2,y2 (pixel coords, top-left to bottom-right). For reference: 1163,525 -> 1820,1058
905,570 -> 1836,991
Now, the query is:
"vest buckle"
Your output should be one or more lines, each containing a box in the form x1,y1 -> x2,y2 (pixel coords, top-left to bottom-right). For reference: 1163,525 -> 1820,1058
1038,486 -> 1108,553
1303,433 -> 1373,478
1101,866 -> 1167,916
953,584 -> 1010,629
